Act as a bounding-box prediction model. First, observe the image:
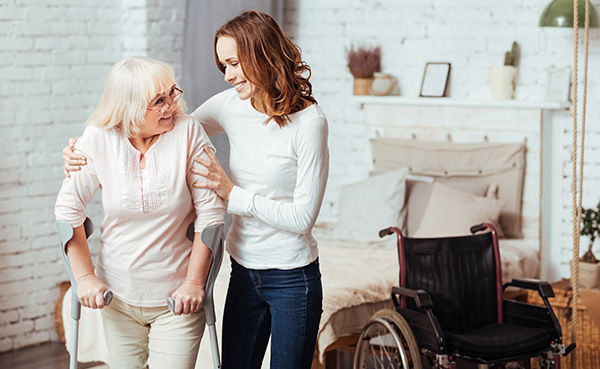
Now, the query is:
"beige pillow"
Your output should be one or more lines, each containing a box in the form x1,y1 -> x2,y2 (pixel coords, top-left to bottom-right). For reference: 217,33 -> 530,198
405,178 -> 490,237
334,168 -> 408,242
412,182 -> 505,238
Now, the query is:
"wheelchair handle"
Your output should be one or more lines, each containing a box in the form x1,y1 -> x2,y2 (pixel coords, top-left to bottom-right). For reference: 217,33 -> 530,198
564,342 -> 576,356
470,223 -> 487,234
379,227 -> 393,238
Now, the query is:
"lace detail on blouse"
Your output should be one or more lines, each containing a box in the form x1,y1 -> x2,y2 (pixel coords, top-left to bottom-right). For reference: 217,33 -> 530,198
112,130 -> 167,214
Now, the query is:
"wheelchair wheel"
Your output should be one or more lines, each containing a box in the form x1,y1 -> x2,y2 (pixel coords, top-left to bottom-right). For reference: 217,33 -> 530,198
353,309 -> 423,369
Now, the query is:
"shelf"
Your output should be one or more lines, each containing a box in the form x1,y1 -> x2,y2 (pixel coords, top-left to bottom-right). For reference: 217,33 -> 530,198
350,96 -> 571,110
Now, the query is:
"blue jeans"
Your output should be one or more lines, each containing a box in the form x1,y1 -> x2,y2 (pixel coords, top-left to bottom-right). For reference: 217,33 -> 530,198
221,257 -> 323,369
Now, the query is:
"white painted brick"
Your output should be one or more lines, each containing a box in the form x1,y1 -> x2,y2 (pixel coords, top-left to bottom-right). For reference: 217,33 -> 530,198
0,320 -> 34,337
13,331 -> 49,349
0,310 -> 19,325
0,253 -> 26,269
21,300 -> 59,319
0,338 -> 12,352
34,315 -> 55,331
0,7 -> 27,21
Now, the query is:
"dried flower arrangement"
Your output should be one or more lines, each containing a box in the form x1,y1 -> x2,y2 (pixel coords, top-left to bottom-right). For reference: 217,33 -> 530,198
346,44 -> 381,79
581,201 -> 600,263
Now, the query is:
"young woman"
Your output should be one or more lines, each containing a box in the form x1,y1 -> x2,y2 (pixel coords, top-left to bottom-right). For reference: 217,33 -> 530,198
56,56 -> 226,369
63,10 -> 329,369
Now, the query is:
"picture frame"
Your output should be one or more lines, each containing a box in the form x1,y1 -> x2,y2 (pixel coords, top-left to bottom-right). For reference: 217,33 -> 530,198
544,66 -> 571,101
420,62 -> 451,97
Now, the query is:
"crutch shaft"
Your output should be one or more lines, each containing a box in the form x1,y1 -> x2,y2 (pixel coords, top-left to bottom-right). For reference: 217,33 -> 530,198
208,324 -> 221,369
70,319 -> 79,369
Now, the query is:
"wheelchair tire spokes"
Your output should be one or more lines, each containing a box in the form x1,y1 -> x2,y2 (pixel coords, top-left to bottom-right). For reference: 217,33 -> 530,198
353,309 -> 423,369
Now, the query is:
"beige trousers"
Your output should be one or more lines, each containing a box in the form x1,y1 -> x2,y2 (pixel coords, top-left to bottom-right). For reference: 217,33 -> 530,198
101,298 -> 205,369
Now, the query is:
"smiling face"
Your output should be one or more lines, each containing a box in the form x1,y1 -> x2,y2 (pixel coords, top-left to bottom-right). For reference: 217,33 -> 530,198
139,84 -> 177,138
216,36 -> 257,101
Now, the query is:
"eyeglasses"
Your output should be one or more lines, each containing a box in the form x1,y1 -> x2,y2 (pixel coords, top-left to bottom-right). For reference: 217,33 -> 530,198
147,86 -> 183,113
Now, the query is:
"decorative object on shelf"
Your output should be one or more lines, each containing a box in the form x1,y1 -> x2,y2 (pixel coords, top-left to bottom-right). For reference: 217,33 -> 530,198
488,41 -> 519,100
545,66 -> 572,101
370,73 -> 397,96
346,44 -> 381,95
577,201 -> 600,289
419,62 -> 451,98
539,0 -> 599,27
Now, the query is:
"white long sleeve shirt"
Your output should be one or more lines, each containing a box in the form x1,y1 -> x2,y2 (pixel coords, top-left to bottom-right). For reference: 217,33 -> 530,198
192,88 -> 329,269
55,114 -> 226,307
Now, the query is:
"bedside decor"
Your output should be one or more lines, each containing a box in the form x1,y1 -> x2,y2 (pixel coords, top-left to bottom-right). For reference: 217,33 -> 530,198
346,44 -> 381,95
419,62 -> 451,97
488,41 -> 519,100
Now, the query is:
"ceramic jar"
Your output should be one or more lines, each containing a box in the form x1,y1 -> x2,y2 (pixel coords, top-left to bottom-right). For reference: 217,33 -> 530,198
370,73 -> 396,96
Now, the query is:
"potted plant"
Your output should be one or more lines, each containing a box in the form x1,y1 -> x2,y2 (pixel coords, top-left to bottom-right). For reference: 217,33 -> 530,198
346,44 -> 381,95
578,201 -> 600,289
488,41 -> 519,100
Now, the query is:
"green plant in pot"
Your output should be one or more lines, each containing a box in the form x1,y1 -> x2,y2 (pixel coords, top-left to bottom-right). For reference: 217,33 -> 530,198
577,201 -> 600,289
346,44 -> 381,95
581,201 -> 600,263
489,41 -> 519,100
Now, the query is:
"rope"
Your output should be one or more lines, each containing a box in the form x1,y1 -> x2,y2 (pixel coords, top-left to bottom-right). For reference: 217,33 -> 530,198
569,0 -> 580,367
570,1 -> 592,367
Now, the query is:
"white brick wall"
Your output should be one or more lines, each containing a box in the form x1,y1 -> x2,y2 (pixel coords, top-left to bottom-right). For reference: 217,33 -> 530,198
2,0 -> 599,353
283,0 -> 600,282
0,0 -> 185,352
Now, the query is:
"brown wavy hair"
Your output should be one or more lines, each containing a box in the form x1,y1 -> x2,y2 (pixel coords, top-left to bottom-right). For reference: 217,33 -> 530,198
214,10 -> 317,127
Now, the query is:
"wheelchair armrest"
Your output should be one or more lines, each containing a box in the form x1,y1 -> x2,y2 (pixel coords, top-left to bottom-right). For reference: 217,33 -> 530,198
503,278 -> 555,298
392,286 -> 433,308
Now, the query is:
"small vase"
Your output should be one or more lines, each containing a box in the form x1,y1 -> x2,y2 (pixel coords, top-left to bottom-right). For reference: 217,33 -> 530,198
488,66 -> 517,100
353,78 -> 373,95
370,73 -> 397,96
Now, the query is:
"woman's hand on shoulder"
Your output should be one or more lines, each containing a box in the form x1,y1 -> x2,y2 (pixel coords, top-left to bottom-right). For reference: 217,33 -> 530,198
63,137 -> 86,177
170,280 -> 205,315
75,273 -> 109,309
191,147 -> 234,202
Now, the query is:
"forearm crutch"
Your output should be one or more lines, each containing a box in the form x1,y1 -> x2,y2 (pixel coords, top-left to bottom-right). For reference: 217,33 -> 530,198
56,218 -> 113,369
168,223 -> 224,369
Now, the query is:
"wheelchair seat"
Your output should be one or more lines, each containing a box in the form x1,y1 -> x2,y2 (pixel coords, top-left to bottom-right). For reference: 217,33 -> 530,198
444,322 -> 552,360
354,223 -> 574,369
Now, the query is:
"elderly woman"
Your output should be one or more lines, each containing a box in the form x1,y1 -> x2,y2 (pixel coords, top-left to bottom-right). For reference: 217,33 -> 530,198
55,56 -> 225,369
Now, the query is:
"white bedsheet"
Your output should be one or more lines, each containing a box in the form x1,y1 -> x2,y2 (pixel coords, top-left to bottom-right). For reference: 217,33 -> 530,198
62,227 -> 539,367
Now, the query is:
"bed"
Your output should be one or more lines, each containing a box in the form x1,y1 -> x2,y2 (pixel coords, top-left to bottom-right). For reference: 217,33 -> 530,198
60,138 -> 541,368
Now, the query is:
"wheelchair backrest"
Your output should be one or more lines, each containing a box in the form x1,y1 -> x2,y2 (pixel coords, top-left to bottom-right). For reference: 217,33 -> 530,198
403,232 -> 499,332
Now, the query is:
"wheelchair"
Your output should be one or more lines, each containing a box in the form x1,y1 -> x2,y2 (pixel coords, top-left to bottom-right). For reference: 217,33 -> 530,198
353,223 -> 575,369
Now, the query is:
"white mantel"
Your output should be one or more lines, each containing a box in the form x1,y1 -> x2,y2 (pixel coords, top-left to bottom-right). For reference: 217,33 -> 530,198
350,96 -> 571,110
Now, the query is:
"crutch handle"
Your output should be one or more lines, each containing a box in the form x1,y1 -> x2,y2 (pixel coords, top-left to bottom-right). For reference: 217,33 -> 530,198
103,290 -> 113,306
167,297 -> 175,314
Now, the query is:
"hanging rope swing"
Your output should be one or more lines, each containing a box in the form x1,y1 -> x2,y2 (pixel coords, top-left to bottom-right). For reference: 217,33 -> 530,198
569,0 -> 592,367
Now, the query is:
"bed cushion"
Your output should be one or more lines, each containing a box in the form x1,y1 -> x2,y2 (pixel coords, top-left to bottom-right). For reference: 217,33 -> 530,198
333,168 -> 408,242
371,138 -> 525,238
405,178 -> 490,237
413,182 -> 505,238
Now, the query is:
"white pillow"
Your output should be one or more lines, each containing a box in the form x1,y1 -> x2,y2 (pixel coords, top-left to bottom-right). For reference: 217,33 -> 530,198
333,168 -> 408,242
413,182 -> 505,238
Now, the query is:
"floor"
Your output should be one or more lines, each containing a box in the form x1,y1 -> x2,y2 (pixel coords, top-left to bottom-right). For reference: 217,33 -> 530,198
0,342 -> 108,369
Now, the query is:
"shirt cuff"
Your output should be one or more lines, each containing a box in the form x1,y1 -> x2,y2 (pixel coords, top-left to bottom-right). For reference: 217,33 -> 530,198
227,185 -> 253,216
